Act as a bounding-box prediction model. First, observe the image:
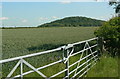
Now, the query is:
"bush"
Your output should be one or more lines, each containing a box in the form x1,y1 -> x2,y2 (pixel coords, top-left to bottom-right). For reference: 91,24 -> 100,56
95,17 -> 120,56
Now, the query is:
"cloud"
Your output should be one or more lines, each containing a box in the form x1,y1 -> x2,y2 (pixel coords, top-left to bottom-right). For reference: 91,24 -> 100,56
22,19 -> 27,23
51,16 -> 58,19
94,14 -> 113,21
0,17 -> 9,20
60,1 -> 71,4
39,17 -> 48,20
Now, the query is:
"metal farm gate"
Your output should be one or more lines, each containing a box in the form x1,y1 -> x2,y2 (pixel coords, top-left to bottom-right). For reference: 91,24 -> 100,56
0,37 -> 100,78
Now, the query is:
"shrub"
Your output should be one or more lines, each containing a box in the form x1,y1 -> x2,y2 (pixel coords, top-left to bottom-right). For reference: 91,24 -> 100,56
95,17 -> 120,56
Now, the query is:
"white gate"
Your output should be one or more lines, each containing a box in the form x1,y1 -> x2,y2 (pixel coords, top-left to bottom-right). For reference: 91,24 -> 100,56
0,37 -> 99,78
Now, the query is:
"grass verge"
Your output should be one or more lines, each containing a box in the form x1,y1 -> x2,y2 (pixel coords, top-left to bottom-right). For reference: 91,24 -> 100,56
87,53 -> 118,77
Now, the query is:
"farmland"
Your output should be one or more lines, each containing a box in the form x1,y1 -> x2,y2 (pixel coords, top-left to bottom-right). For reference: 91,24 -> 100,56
1,27 -> 118,77
2,27 -> 97,59
2,27 -> 97,77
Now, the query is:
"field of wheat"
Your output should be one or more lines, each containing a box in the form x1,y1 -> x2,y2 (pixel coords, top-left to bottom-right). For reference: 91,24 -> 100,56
1,27 -> 118,77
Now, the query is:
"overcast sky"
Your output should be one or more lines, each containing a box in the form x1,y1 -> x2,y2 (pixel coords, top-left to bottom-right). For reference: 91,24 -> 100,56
1,1 -> 114,27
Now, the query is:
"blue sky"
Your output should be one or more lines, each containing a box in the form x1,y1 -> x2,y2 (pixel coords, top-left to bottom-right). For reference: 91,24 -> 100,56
1,2 -> 114,27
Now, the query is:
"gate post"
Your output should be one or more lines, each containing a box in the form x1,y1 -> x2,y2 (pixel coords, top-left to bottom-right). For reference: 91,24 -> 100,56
64,47 -> 69,79
85,41 -> 89,77
98,37 -> 103,55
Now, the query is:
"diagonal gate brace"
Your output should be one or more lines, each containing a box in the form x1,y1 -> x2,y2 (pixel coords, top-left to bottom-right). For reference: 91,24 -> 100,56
22,59 -> 46,78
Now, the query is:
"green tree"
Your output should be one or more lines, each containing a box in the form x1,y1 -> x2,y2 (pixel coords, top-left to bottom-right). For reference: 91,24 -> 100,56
95,17 -> 120,56
38,16 -> 104,27
109,0 -> 120,17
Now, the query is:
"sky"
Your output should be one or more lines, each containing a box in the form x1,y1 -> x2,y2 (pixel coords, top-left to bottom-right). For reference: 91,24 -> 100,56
0,1 -> 115,27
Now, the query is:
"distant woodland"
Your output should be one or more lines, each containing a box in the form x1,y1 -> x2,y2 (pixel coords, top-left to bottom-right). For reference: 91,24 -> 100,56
38,16 -> 105,27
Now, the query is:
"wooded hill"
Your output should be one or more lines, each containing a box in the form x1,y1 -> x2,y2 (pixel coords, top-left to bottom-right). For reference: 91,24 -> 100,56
38,16 -> 105,27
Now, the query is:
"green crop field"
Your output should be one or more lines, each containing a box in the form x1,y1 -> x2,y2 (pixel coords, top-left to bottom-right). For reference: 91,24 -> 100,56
2,27 -> 97,77
2,27 -> 97,59
1,27 -> 118,78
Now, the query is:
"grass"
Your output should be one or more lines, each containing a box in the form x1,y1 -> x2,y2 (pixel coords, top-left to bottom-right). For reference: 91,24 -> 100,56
87,53 -> 118,77
2,27 -> 118,78
2,27 -> 97,59
2,27 -> 97,77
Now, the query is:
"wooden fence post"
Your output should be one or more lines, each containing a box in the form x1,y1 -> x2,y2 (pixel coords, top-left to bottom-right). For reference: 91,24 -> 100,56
98,37 -> 103,55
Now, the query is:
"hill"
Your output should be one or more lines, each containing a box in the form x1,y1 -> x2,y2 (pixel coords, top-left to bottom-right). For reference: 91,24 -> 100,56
38,16 -> 105,27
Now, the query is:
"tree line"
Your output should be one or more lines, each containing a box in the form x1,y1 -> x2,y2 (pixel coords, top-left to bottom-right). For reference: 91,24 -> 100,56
38,16 -> 105,27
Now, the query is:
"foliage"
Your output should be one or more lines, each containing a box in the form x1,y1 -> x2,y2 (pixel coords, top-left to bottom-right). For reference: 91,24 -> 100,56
38,16 -> 105,27
95,17 -> 120,56
109,0 -> 120,15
